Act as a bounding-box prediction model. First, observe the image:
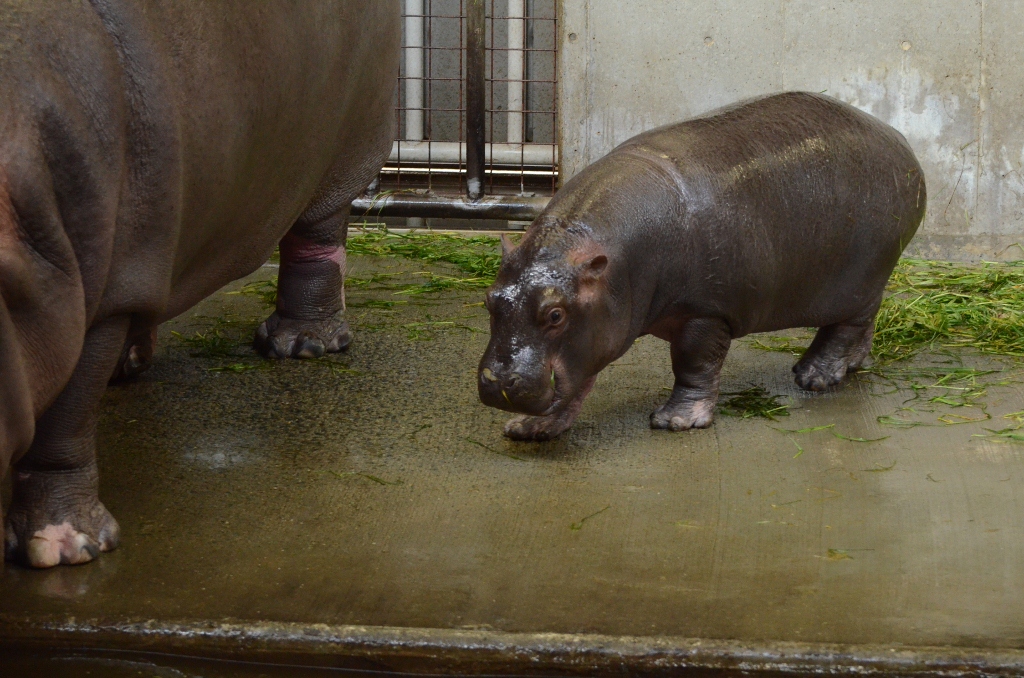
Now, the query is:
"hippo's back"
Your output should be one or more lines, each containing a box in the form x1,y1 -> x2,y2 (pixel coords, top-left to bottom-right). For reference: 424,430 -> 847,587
631,92 -> 917,172
615,92 -> 926,335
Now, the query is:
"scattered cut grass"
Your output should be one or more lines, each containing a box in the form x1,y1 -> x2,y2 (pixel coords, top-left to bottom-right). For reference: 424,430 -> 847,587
866,365 -> 1005,428
773,424 -> 835,433
974,409 -> 1024,444
170,329 -> 239,359
347,226 -> 502,294
873,258 -> 1024,363
861,461 -> 897,472
570,505 -> 611,531
749,336 -> 809,357
404,320 -> 481,341
330,470 -> 402,486
168,315 -> 358,376
465,437 -> 526,461
230,279 -> 278,306
718,386 -> 790,420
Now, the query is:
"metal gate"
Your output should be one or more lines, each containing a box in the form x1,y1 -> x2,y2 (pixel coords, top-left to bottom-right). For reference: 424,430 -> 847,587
352,0 -> 558,224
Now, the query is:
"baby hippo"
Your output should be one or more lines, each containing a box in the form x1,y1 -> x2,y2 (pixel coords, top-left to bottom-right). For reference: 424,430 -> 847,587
478,92 -> 925,440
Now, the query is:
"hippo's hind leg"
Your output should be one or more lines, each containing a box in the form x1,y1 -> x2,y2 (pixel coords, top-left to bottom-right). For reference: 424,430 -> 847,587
255,207 -> 351,359
792,319 -> 874,392
651,317 -> 731,432
5,316 -> 128,568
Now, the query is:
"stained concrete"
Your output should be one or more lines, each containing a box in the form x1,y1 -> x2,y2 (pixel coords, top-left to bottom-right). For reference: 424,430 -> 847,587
2,253 -> 1024,675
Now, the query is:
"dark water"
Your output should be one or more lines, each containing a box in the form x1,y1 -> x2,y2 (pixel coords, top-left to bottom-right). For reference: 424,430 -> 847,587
0,650 -> 402,678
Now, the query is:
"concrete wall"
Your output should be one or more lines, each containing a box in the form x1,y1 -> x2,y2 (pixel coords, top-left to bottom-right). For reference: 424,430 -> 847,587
558,1 -> 1024,260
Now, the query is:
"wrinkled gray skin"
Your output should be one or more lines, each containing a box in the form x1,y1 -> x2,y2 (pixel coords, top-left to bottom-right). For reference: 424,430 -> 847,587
479,92 -> 926,441
0,0 -> 399,567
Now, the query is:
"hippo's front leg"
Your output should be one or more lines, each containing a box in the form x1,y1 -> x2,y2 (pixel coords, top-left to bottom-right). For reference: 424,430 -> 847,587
255,208 -> 351,359
5,317 -> 128,567
503,376 -> 597,441
650,317 -> 732,432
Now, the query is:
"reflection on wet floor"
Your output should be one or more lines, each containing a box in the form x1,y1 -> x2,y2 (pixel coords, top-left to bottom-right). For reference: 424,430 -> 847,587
0,650 -> 399,678
3,253 -> 1024,672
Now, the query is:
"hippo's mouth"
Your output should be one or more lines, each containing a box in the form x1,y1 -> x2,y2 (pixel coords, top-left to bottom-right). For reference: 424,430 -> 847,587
539,395 -> 563,417
479,358 -> 577,416
497,366 -> 562,416
537,365 -> 568,416
500,380 -> 559,416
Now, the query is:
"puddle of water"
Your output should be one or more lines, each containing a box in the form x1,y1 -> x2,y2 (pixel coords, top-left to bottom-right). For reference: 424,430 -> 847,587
0,650 -> 405,678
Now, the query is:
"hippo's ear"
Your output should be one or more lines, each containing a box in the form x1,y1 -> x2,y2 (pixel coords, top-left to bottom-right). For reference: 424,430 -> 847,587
500,234 -> 517,260
569,241 -> 608,281
574,250 -> 608,305
582,254 -> 608,279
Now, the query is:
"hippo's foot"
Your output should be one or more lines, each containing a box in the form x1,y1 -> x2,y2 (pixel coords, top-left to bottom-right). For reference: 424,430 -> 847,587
792,357 -> 850,391
650,396 -> 716,431
792,321 -> 873,392
504,411 -> 576,441
254,311 -> 351,359
4,467 -> 120,568
501,376 -> 597,441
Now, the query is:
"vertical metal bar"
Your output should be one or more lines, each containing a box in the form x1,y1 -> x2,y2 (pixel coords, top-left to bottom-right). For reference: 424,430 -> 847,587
404,0 -> 425,141
507,0 -> 525,145
425,0 -> 434,193
488,0 -> 495,195
459,0 -> 466,195
551,0 -> 558,194
465,0 -> 486,199
524,0 -> 534,144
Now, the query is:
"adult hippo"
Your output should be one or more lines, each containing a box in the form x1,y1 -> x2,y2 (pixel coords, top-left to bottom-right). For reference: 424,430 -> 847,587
0,0 -> 400,567
478,92 -> 926,441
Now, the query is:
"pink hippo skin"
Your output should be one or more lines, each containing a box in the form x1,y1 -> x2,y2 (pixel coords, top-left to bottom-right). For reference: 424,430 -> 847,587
478,93 -> 926,441
0,0 -> 400,567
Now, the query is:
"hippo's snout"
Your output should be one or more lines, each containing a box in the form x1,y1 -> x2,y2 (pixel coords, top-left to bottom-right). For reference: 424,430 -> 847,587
478,361 -> 555,416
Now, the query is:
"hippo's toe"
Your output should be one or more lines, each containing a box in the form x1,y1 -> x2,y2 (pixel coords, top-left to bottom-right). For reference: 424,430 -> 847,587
793,358 -> 848,391
19,523 -> 99,568
503,412 -> 574,441
255,311 -> 351,359
5,469 -> 120,568
793,321 -> 874,391
650,398 -> 716,431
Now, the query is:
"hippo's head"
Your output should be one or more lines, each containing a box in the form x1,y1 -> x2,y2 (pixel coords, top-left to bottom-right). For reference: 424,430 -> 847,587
478,223 -> 628,416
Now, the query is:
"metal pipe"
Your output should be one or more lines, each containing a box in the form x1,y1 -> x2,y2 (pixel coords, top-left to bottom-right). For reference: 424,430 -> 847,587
352,193 -> 549,221
404,0 -> 425,141
465,0 -> 486,199
389,141 -> 556,166
507,0 -> 525,144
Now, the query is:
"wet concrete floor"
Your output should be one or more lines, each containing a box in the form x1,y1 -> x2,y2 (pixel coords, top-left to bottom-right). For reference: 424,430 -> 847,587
2,253 -> 1024,675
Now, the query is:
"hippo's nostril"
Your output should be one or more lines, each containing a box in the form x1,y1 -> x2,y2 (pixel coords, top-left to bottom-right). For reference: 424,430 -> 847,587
507,373 -> 522,389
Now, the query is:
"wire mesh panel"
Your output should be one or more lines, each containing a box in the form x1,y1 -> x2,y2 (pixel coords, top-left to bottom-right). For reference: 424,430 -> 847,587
381,0 -> 559,202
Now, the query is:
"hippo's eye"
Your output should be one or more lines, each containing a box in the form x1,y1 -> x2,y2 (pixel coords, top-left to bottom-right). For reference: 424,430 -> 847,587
547,307 -> 565,326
